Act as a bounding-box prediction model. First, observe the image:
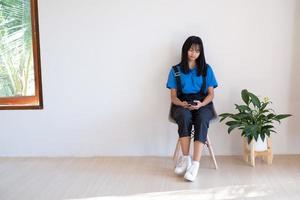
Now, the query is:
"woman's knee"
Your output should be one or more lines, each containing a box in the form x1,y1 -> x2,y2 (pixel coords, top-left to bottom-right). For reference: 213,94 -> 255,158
195,108 -> 213,123
174,108 -> 192,123
195,110 -> 213,123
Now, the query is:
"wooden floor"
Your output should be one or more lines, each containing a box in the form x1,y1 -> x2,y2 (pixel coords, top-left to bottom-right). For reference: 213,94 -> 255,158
0,155 -> 300,200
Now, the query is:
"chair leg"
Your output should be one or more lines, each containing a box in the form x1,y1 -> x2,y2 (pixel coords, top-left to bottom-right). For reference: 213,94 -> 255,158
173,139 -> 181,164
206,136 -> 218,169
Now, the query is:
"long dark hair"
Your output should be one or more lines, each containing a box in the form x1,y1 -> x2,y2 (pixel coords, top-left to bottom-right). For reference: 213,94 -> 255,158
178,36 -> 207,76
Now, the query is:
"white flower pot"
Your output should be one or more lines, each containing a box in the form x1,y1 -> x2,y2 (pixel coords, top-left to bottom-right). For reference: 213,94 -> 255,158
245,135 -> 268,152
253,135 -> 268,151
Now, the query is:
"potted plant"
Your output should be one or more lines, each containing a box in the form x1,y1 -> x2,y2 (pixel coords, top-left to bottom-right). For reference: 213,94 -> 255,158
219,89 -> 292,151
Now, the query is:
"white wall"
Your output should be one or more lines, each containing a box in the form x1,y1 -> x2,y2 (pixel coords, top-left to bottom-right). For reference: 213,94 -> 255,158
0,0 -> 299,156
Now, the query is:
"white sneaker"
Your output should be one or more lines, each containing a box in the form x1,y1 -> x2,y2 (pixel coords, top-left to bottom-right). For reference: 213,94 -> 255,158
174,155 -> 191,175
184,161 -> 200,181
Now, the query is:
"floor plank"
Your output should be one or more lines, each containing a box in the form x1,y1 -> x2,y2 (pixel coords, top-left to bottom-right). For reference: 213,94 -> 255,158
0,155 -> 299,200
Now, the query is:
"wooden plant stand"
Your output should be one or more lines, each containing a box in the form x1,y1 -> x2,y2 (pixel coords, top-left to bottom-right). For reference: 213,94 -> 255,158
243,137 -> 273,167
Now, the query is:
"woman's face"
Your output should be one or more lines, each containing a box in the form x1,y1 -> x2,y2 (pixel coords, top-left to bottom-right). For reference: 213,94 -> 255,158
187,44 -> 200,62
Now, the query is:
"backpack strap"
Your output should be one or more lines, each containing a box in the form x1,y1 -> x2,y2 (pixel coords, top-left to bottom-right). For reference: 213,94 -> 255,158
172,65 -> 207,98
200,73 -> 207,96
172,65 -> 182,97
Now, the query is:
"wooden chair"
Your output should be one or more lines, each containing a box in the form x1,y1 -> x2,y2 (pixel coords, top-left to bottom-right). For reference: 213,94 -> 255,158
169,103 -> 219,169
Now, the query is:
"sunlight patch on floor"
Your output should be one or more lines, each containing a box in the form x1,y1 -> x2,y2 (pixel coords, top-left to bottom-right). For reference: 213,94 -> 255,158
66,183 -> 273,200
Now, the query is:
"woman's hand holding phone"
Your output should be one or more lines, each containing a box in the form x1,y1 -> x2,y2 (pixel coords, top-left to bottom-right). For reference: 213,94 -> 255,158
188,100 -> 204,110
181,101 -> 190,109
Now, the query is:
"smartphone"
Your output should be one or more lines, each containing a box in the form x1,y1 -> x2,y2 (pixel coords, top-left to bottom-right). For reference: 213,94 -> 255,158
187,101 -> 197,106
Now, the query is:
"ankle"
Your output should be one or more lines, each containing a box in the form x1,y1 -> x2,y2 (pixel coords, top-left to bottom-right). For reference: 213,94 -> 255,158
192,160 -> 200,166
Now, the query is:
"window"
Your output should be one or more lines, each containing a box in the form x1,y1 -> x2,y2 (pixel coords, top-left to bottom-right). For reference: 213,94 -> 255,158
0,0 -> 43,110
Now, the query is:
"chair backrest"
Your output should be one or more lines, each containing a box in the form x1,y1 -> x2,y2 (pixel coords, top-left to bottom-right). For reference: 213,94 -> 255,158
211,103 -> 219,123
168,104 -> 177,124
168,103 -> 219,124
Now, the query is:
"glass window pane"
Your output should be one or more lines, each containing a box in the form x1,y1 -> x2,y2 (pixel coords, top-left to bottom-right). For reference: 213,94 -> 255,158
0,0 -> 35,97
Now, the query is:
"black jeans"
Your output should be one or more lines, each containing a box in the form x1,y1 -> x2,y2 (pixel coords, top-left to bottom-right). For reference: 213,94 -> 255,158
170,102 -> 214,144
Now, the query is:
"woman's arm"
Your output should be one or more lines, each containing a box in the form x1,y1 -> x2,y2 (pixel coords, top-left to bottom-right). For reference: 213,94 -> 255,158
190,86 -> 215,110
201,86 -> 215,106
170,89 -> 190,108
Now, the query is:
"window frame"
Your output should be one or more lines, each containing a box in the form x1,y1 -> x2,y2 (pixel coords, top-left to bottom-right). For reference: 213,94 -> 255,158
0,0 -> 43,110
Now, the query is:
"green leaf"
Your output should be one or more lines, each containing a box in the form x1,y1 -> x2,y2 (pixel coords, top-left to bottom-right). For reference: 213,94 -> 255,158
225,121 -> 241,126
219,113 -> 232,117
274,114 -> 292,121
228,124 -> 241,134
260,102 -> 269,111
262,125 -> 274,130
241,131 -> 246,137
244,125 -> 254,136
266,130 -> 271,137
257,114 -> 266,121
219,117 -> 227,122
230,115 -> 243,121
267,113 -> 275,119
235,113 -> 251,119
248,92 -> 261,108
235,104 -> 251,112
270,129 -> 277,133
247,135 -> 253,144
241,89 -> 250,105
260,110 -> 270,114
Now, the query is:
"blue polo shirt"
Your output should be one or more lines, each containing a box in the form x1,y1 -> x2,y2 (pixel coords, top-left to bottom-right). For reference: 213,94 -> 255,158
166,64 -> 218,94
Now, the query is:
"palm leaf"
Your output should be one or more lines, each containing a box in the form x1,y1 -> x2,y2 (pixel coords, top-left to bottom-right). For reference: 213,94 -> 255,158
0,0 -> 33,97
